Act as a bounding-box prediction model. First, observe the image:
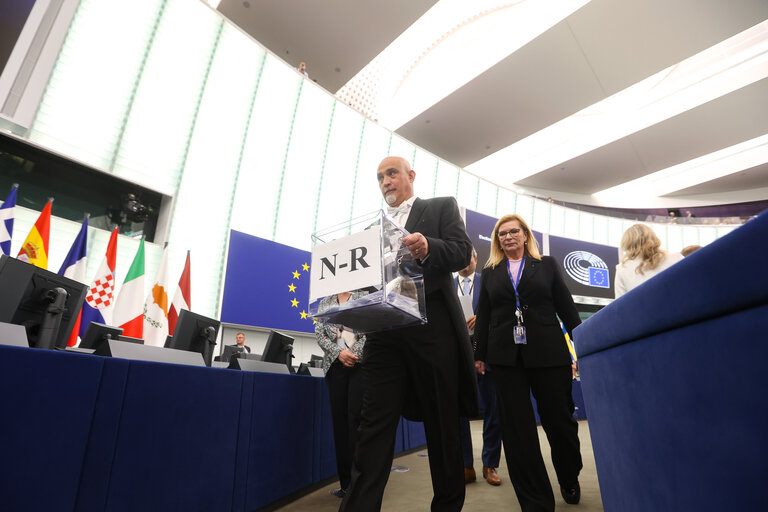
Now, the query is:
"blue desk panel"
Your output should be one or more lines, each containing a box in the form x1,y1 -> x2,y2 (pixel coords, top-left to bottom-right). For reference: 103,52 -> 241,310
0,345 -> 426,511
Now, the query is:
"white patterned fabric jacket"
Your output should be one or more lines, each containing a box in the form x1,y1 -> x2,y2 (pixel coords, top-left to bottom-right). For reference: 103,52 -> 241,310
314,292 -> 366,375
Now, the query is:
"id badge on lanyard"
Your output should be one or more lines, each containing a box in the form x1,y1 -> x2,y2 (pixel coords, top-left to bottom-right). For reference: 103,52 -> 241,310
508,258 -> 527,345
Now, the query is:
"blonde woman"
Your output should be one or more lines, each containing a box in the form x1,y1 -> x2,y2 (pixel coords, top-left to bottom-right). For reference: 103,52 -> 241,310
615,224 -> 683,297
474,214 -> 583,510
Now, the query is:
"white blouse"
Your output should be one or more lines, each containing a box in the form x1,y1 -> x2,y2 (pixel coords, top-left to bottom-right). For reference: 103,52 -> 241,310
614,251 -> 684,298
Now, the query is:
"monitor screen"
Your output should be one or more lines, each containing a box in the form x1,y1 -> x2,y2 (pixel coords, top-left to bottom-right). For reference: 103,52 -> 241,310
0,255 -> 87,349
166,309 -> 219,366
79,322 -> 123,350
261,330 -> 294,373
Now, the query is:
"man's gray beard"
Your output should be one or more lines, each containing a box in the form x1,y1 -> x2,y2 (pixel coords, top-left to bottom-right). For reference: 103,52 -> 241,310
385,193 -> 397,205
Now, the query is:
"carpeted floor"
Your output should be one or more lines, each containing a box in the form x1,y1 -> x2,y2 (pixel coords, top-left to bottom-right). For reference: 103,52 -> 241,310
277,419 -> 603,511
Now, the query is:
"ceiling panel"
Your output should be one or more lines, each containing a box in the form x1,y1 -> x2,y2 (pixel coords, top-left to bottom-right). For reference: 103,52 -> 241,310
518,79 -> 768,195
667,162 -> 768,196
395,22 -> 604,167
217,0 -> 438,92
568,0 -> 768,94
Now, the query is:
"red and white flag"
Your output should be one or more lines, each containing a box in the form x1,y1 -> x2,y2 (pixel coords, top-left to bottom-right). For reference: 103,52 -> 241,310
168,251 -> 191,335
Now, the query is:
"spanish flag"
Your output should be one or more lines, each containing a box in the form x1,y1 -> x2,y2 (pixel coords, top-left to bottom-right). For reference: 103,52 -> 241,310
17,199 -> 52,269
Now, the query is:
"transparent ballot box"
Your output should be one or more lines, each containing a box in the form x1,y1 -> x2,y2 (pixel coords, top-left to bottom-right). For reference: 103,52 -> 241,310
308,210 -> 427,333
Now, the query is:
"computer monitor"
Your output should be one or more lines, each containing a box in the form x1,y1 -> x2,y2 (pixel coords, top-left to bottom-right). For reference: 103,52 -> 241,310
261,330 -> 294,373
220,344 -> 248,364
166,309 -> 219,366
0,255 -> 88,349
79,322 -> 123,350
309,354 -> 323,368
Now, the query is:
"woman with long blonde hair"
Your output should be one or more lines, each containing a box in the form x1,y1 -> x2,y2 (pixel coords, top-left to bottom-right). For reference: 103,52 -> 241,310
615,224 -> 683,297
474,213 -> 583,510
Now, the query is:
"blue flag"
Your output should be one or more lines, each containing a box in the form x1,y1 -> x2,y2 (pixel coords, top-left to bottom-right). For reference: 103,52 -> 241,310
58,217 -> 89,278
221,230 -> 314,334
0,185 -> 18,256
588,267 -> 610,288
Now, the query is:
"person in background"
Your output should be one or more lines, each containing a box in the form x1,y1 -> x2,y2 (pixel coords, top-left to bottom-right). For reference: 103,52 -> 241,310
615,224 -> 684,297
231,332 -> 250,353
474,213 -> 583,511
456,248 -> 502,487
315,292 -> 366,499
681,244 -> 701,257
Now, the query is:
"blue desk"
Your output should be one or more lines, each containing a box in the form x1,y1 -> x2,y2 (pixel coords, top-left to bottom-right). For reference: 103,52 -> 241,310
0,345 -> 426,511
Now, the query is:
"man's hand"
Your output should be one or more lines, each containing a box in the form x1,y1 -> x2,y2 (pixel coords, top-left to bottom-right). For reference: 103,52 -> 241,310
475,360 -> 485,375
466,315 -> 476,330
403,232 -> 429,260
338,349 -> 358,368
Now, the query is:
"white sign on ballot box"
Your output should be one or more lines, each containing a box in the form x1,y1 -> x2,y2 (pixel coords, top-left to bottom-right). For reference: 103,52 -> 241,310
308,210 -> 427,333
308,227 -> 382,302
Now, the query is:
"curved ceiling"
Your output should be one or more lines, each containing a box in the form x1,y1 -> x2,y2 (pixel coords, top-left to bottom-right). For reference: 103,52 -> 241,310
216,0 -> 768,208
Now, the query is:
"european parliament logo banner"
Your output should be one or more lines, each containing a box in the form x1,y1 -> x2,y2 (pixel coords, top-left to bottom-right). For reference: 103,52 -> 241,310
221,230 -> 314,334
465,209 -> 543,267
548,235 -> 619,299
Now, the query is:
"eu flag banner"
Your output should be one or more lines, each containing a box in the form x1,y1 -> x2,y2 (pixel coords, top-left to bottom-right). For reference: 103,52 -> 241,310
588,267 -> 610,288
221,230 -> 315,334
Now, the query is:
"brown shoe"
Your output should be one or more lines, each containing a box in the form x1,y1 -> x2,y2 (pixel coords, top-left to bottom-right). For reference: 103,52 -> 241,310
482,466 -> 502,486
464,467 -> 476,484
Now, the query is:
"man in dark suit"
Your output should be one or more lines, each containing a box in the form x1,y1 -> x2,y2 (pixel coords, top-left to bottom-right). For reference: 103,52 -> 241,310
456,249 -> 503,487
232,332 -> 250,353
340,156 -> 478,512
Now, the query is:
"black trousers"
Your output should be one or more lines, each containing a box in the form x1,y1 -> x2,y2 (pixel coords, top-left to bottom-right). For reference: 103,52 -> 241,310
326,360 -> 364,490
340,296 -> 464,512
492,364 -> 582,512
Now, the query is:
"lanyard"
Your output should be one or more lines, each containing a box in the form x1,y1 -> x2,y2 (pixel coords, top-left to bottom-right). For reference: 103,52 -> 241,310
459,276 -> 474,296
507,257 -> 525,311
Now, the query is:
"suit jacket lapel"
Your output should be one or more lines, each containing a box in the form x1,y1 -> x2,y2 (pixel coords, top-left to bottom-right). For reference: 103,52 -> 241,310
404,198 -> 427,233
518,256 -> 539,291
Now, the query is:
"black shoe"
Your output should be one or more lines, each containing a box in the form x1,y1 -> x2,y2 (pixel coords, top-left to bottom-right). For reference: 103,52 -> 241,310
330,488 -> 346,498
560,482 -> 580,504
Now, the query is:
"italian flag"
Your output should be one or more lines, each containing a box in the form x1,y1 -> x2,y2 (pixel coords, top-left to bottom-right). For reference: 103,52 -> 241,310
113,238 -> 145,339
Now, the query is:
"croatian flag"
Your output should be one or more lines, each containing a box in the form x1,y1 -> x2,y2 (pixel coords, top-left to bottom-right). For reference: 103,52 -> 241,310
79,228 -> 118,338
58,217 -> 89,346
0,185 -> 18,256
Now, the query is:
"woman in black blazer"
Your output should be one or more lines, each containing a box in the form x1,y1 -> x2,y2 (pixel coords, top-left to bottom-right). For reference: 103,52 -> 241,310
474,213 -> 583,512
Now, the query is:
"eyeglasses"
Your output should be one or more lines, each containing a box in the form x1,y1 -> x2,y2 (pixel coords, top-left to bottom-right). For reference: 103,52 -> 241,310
498,229 -> 522,239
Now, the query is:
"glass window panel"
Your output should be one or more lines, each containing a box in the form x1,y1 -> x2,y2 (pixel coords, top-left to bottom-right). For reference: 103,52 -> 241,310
230,56 -> 302,239
168,22 -> 262,318
496,188 -> 516,217
515,194 -> 533,222
665,224 -> 683,253
579,212 -> 594,241
531,199 -> 550,234
30,0 -> 164,169
549,204 -> 565,237
456,172 -> 479,211
593,215 -> 609,245
681,225 -> 700,248
608,217 -> 624,247
476,180 -> 498,218
351,119 -> 390,219
112,0 -> 224,194
274,85 -> 334,249
314,103 -> 366,234
716,226 -> 735,239
564,209 -> 579,239
698,226 -> 718,247
434,160 -> 458,198
412,149 -> 436,199
388,134 -> 415,164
